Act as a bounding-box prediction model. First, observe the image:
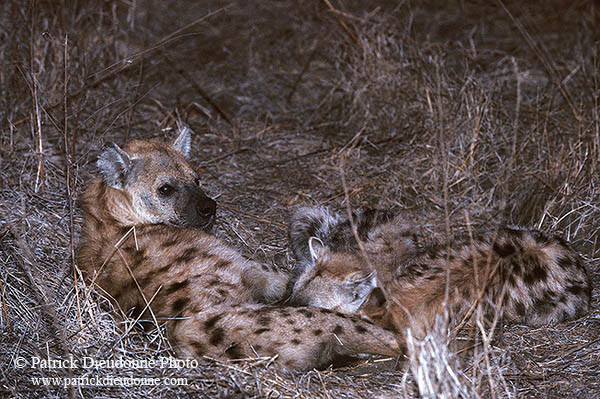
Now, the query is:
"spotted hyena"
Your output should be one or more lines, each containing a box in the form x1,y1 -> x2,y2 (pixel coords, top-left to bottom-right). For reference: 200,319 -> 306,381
76,130 -> 402,370
289,206 -> 592,337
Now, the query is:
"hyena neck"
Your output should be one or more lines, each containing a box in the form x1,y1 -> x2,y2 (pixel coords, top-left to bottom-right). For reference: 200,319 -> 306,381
81,179 -> 142,232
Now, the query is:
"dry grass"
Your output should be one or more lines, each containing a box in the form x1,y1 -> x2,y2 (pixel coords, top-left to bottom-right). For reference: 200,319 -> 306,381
1,0 -> 599,398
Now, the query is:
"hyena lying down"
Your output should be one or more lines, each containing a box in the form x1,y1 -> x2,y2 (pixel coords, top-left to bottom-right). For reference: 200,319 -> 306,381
289,207 -> 592,337
76,130 -> 401,370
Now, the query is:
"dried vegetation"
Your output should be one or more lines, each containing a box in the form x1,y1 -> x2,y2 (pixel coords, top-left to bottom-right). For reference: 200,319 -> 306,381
0,0 -> 599,398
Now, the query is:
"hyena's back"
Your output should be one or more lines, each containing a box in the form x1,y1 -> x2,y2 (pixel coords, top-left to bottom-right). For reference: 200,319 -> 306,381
365,226 -> 591,332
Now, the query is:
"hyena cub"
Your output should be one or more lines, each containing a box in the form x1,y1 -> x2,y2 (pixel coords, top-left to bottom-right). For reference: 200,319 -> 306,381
76,130 -> 402,370
289,206 -> 592,337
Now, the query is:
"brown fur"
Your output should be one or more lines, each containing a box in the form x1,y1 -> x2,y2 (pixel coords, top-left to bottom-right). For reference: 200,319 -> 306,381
289,207 -> 592,339
77,132 -> 402,369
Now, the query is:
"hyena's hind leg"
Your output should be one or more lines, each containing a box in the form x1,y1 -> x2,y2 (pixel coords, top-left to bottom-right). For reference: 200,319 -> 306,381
172,304 -> 403,370
492,227 -> 592,326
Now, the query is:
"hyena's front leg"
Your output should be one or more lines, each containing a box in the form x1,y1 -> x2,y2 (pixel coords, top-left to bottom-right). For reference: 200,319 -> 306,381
171,304 -> 403,370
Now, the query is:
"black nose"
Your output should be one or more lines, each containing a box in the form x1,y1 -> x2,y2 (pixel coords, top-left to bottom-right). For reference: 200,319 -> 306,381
197,196 -> 216,218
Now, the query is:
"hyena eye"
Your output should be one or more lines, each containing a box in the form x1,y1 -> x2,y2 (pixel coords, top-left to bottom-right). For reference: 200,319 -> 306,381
158,183 -> 175,197
194,178 -> 201,186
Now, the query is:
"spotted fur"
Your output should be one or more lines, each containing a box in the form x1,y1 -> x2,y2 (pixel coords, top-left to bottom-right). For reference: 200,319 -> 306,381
77,133 -> 402,369
289,207 -> 592,337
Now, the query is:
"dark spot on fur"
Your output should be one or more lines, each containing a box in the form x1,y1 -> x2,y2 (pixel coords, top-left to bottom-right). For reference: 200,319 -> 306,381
225,344 -> 244,359
508,228 -> 524,238
112,280 -> 135,302
531,296 -> 554,315
542,289 -> 558,303
261,264 -> 268,271
299,309 -> 314,319
152,263 -> 172,278
293,328 -> 302,333
291,338 -> 301,345
208,279 -> 220,287
285,318 -> 296,325
493,242 -> 515,257
214,259 -> 231,269
574,257 -> 587,272
313,329 -> 323,336
404,263 -> 430,278
174,247 -> 198,264
510,259 -> 522,276
197,250 -> 214,259
130,249 -> 147,270
557,294 -> 567,303
524,263 -> 548,285
257,316 -> 272,326
217,289 -> 229,297
566,284 -> 584,296
514,301 -> 526,316
254,328 -> 270,335
189,341 -> 205,356
355,324 -> 368,334
209,327 -> 225,346
165,280 -> 189,295
507,274 -> 516,286
320,308 -> 333,314
332,325 -> 344,334
171,297 -> 189,313
161,238 -> 178,249
204,314 -> 222,330
557,256 -> 572,270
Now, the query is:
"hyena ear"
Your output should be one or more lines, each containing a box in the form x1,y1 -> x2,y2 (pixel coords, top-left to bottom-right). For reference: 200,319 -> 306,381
346,270 -> 378,310
97,143 -> 132,190
172,126 -> 191,159
308,236 -> 326,261
353,270 -> 378,292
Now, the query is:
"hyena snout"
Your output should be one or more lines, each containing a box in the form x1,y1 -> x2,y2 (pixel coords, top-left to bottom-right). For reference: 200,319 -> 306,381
180,186 -> 217,229
197,194 -> 216,219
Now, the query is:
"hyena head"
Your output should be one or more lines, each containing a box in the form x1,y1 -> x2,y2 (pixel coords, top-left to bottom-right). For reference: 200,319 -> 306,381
289,237 -> 379,314
96,127 -> 216,229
